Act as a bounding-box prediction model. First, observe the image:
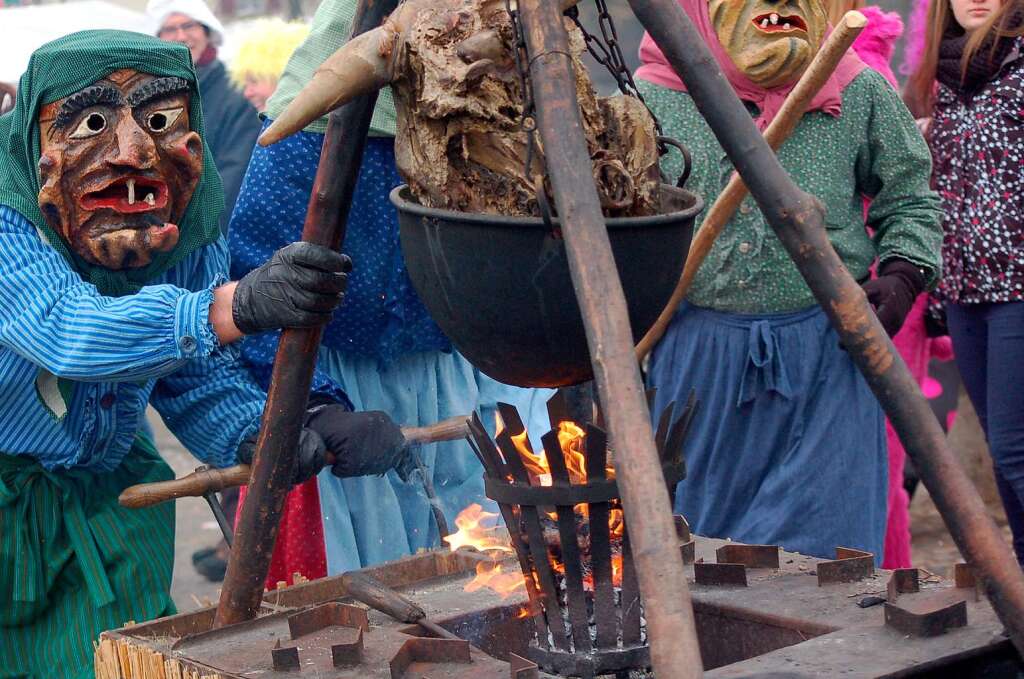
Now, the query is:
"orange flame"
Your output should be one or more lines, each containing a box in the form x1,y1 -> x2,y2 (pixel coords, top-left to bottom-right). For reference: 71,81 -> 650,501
510,421 -> 615,486
465,560 -> 527,598
449,418 -> 627,596
442,503 -> 513,554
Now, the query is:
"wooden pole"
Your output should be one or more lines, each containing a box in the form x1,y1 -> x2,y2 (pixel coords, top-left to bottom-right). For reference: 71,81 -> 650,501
635,10 -> 867,361
518,1 -> 703,676
213,0 -> 399,627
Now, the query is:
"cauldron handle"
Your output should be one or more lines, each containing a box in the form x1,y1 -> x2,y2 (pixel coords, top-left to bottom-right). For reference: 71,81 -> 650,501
657,136 -> 692,189
534,175 -> 558,233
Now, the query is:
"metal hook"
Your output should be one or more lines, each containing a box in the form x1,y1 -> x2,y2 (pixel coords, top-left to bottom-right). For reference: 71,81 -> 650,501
657,135 -> 693,189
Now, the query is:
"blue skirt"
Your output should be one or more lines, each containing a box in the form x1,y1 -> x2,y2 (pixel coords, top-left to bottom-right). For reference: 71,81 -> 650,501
648,304 -> 887,562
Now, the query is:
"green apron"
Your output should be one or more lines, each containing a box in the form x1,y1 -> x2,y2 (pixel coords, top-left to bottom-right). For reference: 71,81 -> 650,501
0,438 -> 176,679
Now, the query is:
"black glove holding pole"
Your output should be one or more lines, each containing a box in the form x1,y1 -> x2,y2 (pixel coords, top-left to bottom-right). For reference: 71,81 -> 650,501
232,242 -> 352,335
304,398 -> 408,478
860,259 -> 926,338
236,428 -> 327,486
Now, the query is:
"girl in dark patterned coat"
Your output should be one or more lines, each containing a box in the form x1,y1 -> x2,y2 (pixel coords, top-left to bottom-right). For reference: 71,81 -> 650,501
908,0 -> 1024,565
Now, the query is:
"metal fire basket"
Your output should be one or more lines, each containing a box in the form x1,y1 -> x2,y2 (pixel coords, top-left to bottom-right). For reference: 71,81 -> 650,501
466,391 -> 695,678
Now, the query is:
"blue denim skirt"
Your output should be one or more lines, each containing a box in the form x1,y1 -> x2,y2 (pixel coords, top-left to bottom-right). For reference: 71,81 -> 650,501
648,303 -> 887,562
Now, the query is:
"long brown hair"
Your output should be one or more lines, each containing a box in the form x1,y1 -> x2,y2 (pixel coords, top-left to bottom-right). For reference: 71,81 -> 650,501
906,0 -> 1022,116
825,0 -> 866,27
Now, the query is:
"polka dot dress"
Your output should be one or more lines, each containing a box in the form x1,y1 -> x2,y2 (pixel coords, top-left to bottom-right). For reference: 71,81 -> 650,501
228,122 -> 450,360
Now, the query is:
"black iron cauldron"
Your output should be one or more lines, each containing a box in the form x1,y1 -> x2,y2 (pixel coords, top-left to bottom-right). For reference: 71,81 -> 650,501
391,184 -> 703,388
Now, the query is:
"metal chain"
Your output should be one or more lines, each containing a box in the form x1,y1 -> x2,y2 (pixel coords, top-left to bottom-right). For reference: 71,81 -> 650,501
565,0 -> 665,142
504,0 -> 684,216
505,0 -> 557,226
505,0 -> 536,166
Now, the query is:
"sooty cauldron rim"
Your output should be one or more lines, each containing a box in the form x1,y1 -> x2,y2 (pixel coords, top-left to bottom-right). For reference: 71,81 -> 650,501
389,184 -> 704,230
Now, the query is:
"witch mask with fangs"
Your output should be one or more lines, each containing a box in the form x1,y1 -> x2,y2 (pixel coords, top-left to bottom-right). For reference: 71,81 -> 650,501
37,69 -> 204,270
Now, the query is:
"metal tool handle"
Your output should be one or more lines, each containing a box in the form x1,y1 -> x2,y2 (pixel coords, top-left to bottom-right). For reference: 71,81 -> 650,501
634,10 -> 868,362
118,415 -> 470,509
341,571 -> 425,623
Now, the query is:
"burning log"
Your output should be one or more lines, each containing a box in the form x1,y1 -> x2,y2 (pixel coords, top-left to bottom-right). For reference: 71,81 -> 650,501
262,0 -> 661,218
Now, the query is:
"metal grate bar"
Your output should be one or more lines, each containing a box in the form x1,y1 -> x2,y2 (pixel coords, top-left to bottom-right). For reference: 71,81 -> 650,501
495,413 -> 572,652
543,431 -> 594,653
584,425 -> 618,648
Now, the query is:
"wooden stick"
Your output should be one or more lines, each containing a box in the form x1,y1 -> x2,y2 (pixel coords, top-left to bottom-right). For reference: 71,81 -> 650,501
117,415 -> 470,509
634,10 -> 867,361
518,0 -> 703,674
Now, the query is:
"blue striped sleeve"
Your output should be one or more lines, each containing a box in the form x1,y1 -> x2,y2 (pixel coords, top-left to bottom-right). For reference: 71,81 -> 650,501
150,344 -> 266,467
0,207 -> 218,382
150,237 -> 267,468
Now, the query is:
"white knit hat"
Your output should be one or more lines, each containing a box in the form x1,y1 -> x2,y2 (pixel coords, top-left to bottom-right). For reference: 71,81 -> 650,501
146,0 -> 225,46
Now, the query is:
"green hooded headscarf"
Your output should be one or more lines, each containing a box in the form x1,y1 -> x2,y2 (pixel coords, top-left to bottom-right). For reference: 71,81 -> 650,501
0,29 -> 224,296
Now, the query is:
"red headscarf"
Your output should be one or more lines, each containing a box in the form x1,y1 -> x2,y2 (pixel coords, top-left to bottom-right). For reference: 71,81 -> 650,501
634,0 -> 867,129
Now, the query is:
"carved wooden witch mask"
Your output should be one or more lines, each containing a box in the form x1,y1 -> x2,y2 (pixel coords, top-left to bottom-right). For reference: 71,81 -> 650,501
37,69 -> 204,270
708,0 -> 828,88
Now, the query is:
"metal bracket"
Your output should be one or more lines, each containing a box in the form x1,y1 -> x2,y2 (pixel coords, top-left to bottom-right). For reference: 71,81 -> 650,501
884,598 -> 968,637
886,568 -> 920,602
695,561 -> 747,587
817,547 -> 874,586
509,652 -> 540,679
680,540 -> 696,565
269,602 -> 370,670
716,544 -> 781,569
390,637 -> 472,678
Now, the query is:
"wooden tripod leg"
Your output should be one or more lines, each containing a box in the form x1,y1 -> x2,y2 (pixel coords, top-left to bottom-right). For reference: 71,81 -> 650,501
518,1 -> 703,676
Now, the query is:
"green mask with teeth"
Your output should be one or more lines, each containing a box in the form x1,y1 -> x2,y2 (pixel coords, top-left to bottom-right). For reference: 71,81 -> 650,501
708,0 -> 828,88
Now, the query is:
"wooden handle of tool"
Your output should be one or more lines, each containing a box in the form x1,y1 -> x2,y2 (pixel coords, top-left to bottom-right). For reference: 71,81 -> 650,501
634,11 -> 868,362
118,466 -> 251,509
341,571 -> 425,623
399,414 -> 471,446
118,416 -> 471,508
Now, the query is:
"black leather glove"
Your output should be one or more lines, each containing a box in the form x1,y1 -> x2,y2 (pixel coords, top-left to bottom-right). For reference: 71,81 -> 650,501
236,427 -> 327,485
304,404 -> 407,478
232,242 -> 352,335
861,259 -> 926,338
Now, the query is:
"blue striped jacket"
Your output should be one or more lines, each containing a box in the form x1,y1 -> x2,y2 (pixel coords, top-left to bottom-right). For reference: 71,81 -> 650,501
0,205 -> 266,472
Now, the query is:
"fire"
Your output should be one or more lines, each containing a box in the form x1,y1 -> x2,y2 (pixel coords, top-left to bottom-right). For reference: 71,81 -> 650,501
507,420 -> 627,588
449,418 -> 627,597
442,503 -> 513,554
464,560 -> 526,598
510,421 -> 615,486
443,503 -> 524,599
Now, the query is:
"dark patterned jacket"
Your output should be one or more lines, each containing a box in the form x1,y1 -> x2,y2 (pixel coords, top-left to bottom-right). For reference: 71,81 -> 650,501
931,39 -> 1024,304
